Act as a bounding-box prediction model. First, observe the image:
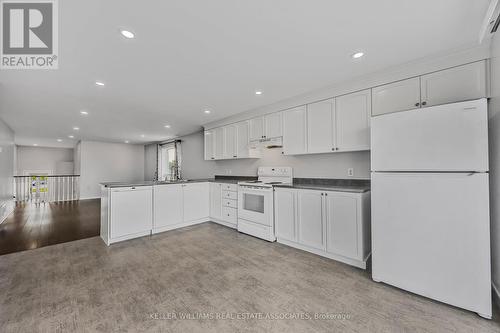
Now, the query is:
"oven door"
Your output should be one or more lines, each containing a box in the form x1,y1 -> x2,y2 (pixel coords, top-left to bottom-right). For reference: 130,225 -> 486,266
238,186 -> 272,226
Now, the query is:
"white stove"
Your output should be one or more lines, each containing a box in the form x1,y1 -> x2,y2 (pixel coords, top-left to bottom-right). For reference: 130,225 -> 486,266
237,167 -> 292,241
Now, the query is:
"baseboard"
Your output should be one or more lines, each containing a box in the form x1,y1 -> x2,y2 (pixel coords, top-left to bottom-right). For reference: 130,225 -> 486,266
210,218 -> 237,229
277,238 -> 367,269
152,217 -> 210,234
493,283 -> 500,306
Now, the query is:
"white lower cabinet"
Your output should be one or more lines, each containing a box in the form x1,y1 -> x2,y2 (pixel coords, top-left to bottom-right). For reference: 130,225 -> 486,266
209,182 -> 238,228
209,183 -> 222,220
100,186 -> 153,245
152,182 -> 209,234
154,184 -> 183,231
297,190 -> 325,251
183,183 -> 210,222
274,187 -> 371,269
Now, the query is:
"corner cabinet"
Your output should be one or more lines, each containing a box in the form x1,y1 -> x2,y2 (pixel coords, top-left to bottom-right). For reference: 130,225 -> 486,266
274,187 -> 371,269
204,121 -> 260,160
153,182 -> 209,234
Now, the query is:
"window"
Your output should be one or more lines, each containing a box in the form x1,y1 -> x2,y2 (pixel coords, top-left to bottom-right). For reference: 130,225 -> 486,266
158,141 -> 182,181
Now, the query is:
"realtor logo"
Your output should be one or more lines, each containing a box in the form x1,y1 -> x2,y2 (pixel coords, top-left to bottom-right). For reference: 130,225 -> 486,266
1,0 -> 58,69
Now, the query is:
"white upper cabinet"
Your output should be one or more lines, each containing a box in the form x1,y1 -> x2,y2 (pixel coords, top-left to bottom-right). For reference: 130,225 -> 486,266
183,183 -> 209,222
283,106 -> 307,155
223,125 -> 236,159
307,99 -> 335,154
249,117 -> 264,141
372,77 -> 421,116
325,192 -> 359,259
335,89 -> 371,151
204,130 -> 215,160
214,127 -> 224,160
264,112 -> 282,138
235,121 -> 250,158
297,190 -> 325,251
420,61 -> 487,108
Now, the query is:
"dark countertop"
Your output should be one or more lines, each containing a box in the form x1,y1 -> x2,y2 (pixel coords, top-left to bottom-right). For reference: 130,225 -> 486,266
274,178 -> 370,193
100,176 -> 257,188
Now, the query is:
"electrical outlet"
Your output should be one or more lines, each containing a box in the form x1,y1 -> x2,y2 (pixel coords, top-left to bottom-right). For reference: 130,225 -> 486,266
347,168 -> 354,177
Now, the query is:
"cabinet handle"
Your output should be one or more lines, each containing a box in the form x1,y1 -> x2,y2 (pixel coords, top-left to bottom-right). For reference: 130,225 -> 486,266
321,193 -> 324,196
415,102 -> 420,107
422,101 -> 427,106
331,148 -> 335,151
211,157 -> 215,160
233,155 -> 237,158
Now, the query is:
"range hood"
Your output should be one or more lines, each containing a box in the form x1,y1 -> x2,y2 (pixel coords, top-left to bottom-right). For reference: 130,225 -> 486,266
249,137 -> 283,149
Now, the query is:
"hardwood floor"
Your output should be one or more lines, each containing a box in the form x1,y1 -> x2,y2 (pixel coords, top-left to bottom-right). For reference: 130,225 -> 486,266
0,222 -> 498,332
0,199 -> 100,256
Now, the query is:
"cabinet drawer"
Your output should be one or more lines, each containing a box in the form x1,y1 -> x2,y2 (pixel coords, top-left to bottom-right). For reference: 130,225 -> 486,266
222,183 -> 238,192
222,207 -> 237,223
223,199 -> 237,208
222,190 -> 237,200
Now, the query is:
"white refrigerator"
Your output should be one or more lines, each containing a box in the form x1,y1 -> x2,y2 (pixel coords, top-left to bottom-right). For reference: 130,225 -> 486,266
371,98 -> 491,319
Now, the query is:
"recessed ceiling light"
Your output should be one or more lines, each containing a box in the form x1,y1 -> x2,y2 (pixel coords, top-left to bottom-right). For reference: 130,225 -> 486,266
57,139 -> 62,142
140,134 -> 145,138
80,110 -> 88,115
68,135 -> 74,139
124,140 -> 129,144
204,110 -> 211,114
255,91 -> 263,95
95,81 -> 105,86
73,127 -> 79,130
164,125 -> 171,128
120,30 -> 135,39
33,143 -> 38,146
352,52 -> 364,59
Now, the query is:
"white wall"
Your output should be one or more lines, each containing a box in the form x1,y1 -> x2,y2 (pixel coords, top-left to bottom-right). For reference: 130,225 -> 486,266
144,144 -> 157,180
16,146 -> 74,175
80,141 -> 145,199
489,31 -> 500,302
0,118 -> 15,223
145,131 -> 369,180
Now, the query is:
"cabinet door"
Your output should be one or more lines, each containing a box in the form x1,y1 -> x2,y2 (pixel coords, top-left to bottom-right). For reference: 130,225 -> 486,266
223,125 -> 237,159
111,187 -> 152,238
235,121 -> 249,158
325,192 -> 359,259
264,112 -> 282,138
283,106 -> 307,155
214,127 -> 224,160
249,117 -> 264,141
154,184 -> 183,228
204,130 -> 215,160
307,99 -> 335,153
183,183 -> 209,222
372,77 -> 421,116
209,183 -> 222,220
297,190 -> 325,251
335,90 -> 371,151
274,189 -> 296,242
420,61 -> 486,107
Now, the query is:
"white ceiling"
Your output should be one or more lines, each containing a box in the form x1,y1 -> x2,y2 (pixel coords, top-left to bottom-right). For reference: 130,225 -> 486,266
0,0 -> 491,147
